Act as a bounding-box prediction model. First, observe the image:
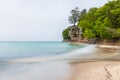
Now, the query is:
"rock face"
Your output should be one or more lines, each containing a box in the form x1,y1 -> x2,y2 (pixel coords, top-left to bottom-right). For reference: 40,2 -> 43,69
68,26 -> 82,41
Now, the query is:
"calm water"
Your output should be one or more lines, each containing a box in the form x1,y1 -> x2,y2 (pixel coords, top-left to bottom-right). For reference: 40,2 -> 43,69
0,41 -> 86,80
0,41 -> 84,60
0,41 -> 118,80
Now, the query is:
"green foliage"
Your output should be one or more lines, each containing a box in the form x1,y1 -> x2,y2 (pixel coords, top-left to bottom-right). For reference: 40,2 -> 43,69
83,29 -> 96,39
77,0 -> 120,39
116,28 -> 120,38
62,28 -> 70,39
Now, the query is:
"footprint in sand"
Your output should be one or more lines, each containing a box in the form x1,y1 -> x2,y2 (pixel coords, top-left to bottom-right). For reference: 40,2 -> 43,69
104,65 -> 112,80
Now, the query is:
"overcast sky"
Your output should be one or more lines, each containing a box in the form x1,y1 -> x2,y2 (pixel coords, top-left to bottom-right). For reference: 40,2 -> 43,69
0,0 -> 108,41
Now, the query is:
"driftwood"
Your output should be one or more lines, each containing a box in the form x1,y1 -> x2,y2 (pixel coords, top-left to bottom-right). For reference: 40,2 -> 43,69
88,38 -> 99,44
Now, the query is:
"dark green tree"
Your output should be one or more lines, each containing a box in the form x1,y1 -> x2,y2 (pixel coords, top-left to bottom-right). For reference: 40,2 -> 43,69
69,7 -> 80,26
62,28 -> 70,39
77,0 -> 120,39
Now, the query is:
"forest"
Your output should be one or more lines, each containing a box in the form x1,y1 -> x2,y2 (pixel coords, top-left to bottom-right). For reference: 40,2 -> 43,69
63,0 -> 120,40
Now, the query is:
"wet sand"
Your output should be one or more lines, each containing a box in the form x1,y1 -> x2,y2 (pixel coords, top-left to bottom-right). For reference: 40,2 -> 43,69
70,61 -> 120,80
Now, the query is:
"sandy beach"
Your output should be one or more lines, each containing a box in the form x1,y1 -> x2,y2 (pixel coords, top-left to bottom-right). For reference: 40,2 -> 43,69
70,61 -> 120,80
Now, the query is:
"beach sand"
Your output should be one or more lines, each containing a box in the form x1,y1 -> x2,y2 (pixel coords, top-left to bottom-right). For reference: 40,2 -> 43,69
70,61 -> 120,80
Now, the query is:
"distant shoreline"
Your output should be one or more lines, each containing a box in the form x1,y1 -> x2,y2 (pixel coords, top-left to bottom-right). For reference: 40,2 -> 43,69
63,39 -> 120,50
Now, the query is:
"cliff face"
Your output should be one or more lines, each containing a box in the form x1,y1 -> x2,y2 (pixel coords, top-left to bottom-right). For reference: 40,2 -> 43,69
63,26 -> 82,42
96,39 -> 120,45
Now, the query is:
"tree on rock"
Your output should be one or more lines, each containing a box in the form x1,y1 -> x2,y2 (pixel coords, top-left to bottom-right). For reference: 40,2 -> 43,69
69,7 -> 80,26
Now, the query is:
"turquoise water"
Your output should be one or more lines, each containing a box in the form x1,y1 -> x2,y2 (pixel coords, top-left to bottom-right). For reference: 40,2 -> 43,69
0,42 -> 98,80
0,42 -> 117,80
0,41 -> 84,60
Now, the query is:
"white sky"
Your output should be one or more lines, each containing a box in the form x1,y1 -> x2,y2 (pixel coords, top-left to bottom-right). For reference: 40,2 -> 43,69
0,0 -> 108,41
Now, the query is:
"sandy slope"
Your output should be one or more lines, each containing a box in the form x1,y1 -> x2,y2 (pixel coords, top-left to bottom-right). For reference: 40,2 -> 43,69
70,61 -> 120,80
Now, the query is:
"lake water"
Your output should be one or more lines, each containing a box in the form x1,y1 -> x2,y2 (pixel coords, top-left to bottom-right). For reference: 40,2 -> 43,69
0,41 -> 116,80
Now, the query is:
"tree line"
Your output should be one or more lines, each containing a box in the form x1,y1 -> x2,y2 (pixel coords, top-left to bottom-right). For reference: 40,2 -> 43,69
62,0 -> 120,40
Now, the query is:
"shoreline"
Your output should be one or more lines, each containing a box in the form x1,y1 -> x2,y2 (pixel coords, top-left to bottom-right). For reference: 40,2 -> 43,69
68,41 -> 120,50
97,45 -> 120,50
64,38 -> 120,50
70,60 -> 120,80
63,40 -> 120,80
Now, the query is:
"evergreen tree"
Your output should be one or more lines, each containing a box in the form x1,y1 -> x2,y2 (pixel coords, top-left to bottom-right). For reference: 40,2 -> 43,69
69,7 -> 80,26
